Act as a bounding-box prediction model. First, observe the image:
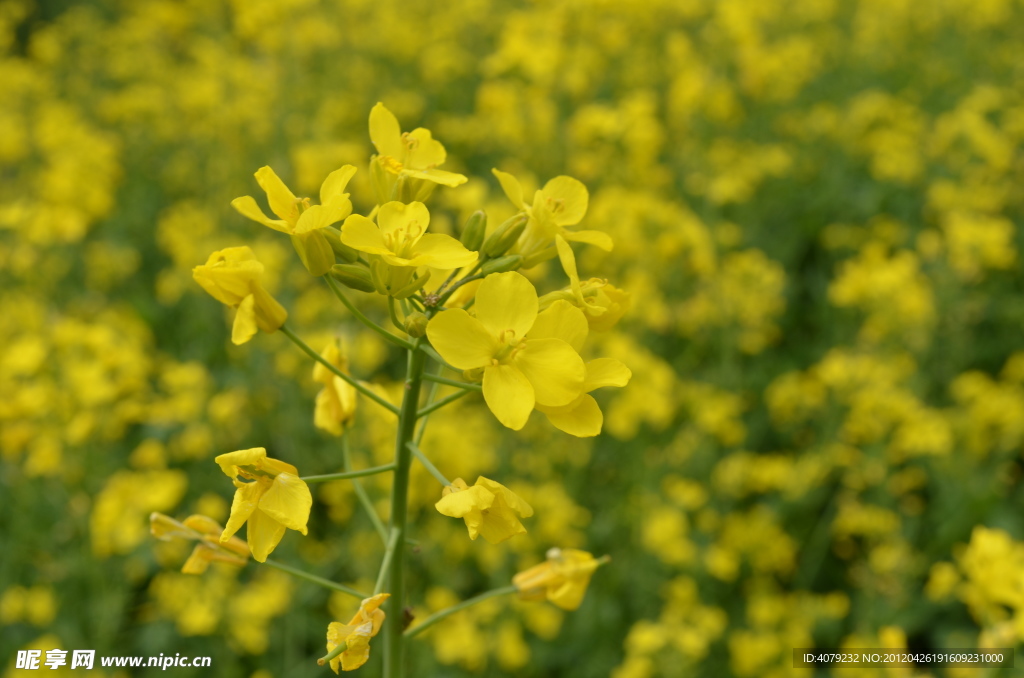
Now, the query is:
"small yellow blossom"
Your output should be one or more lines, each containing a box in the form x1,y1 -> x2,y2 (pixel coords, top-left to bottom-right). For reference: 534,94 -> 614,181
214,447 -> 312,562
313,341 -> 357,435
369,103 -> 467,204
232,165 -> 356,276
492,169 -> 612,260
341,201 -> 477,270
435,477 -> 534,544
513,548 -> 605,611
426,272 -> 586,430
545,235 -> 630,330
150,513 -> 249,574
192,246 -> 288,345
326,593 -> 390,672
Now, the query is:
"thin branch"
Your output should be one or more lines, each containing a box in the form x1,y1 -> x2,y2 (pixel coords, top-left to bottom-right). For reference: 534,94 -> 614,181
374,529 -> 401,595
416,388 -> 473,418
405,586 -> 518,638
301,464 -> 396,483
325,275 -> 413,350
263,559 -> 368,600
407,442 -> 451,486
422,373 -> 482,391
342,435 -> 389,544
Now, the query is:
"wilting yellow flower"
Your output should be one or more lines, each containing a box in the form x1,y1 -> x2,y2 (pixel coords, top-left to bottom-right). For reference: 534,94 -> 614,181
313,341 -> 357,436
435,477 -> 534,544
325,593 -> 390,672
369,103 -> 466,203
192,246 -> 288,345
426,272 -> 586,430
232,165 -> 356,276
544,235 -> 630,331
513,548 -> 605,611
214,448 -> 312,562
492,169 -> 612,260
341,201 -> 477,270
150,513 -> 249,574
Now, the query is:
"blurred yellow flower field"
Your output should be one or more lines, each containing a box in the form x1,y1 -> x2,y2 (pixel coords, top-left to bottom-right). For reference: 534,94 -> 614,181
2,0 -> 1024,676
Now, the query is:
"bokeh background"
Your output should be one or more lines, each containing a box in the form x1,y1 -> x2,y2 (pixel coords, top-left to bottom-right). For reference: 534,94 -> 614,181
3,0 -> 1024,676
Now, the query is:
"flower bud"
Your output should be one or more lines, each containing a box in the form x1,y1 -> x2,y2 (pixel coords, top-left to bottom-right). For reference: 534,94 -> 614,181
323,226 -> 360,263
521,245 -> 558,269
330,264 -> 376,293
403,311 -> 429,338
290,231 -> 335,276
392,270 -> 431,299
480,254 -> 524,275
481,213 -> 528,258
460,210 -> 487,251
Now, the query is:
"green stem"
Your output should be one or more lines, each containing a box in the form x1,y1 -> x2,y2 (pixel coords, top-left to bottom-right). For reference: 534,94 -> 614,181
263,559 -> 368,600
301,464 -> 396,483
342,435 -> 389,544
325,276 -> 413,350
374,528 -> 401,595
407,442 -> 450,486
280,324 -> 399,416
317,641 -> 347,667
383,343 -> 427,678
414,364 -> 442,446
387,296 -> 404,331
418,344 -> 455,370
421,373 -> 482,391
417,389 -> 472,418
404,586 -> 517,638
437,273 -> 484,306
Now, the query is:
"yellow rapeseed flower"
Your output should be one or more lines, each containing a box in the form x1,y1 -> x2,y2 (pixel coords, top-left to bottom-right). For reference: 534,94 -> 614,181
546,235 -> 630,331
150,513 -> 249,574
341,201 -> 477,270
192,246 -> 288,345
435,477 -> 534,544
426,272 -> 586,430
214,447 -> 312,562
512,548 -> 605,611
232,165 -> 357,276
325,593 -> 390,672
313,341 -> 357,436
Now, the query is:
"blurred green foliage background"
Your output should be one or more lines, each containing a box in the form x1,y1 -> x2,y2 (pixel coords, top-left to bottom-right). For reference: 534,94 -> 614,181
2,0 -> 1024,676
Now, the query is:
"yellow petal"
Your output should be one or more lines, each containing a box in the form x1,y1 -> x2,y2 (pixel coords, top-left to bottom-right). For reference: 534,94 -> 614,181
514,338 -> 585,407
259,472 -> 312,535
192,247 -> 263,306
540,176 -> 588,226
584,358 -> 631,390
369,103 -> 404,159
561,229 -> 613,251
404,168 -> 468,187
408,233 -> 478,269
547,575 -> 592,610
405,127 -> 446,169
529,299 -> 588,352
314,388 -> 343,436
231,294 -> 258,345
340,214 -> 391,255
220,480 -> 262,541
246,507 -> 287,562
539,394 -> 603,437
231,196 -> 290,233
476,477 -> 533,517
254,166 -> 299,224
474,272 -> 538,340
251,285 -> 288,332
320,165 -> 358,205
181,545 -> 214,574
482,363 -> 534,430
426,309 -> 498,370
377,201 -> 429,239
215,447 -> 267,478
259,456 -> 300,477
492,169 -> 525,208
435,483 -> 494,518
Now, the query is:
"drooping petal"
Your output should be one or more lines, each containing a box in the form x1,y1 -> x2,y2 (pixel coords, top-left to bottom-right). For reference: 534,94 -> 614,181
231,293 -> 259,345
540,176 -> 589,226
529,299 -> 588,352
246,507 -> 287,562
231,196 -> 291,233
369,103 -> 405,159
476,477 -> 534,517
258,472 -> 312,535
409,233 -> 478,269
340,214 -> 391,255
377,201 -> 429,238
192,247 -> 263,306
492,169 -> 525,209
538,394 -> 603,437
320,165 -> 358,205
220,480 -> 262,541
561,229 -> 614,251
514,338 -> 585,407
294,200 -> 352,234
250,285 -> 288,333
435,483 -> 494,518
259,456 -> 300,477
215,447 -> 267,478
426,309 -> 498,370
584,358 -> 632,390
254,166 -> 299,224
474,272 -> 538,340
405,128 -> 446,169
404,168 -> 468,187
482,363 -> 535,430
